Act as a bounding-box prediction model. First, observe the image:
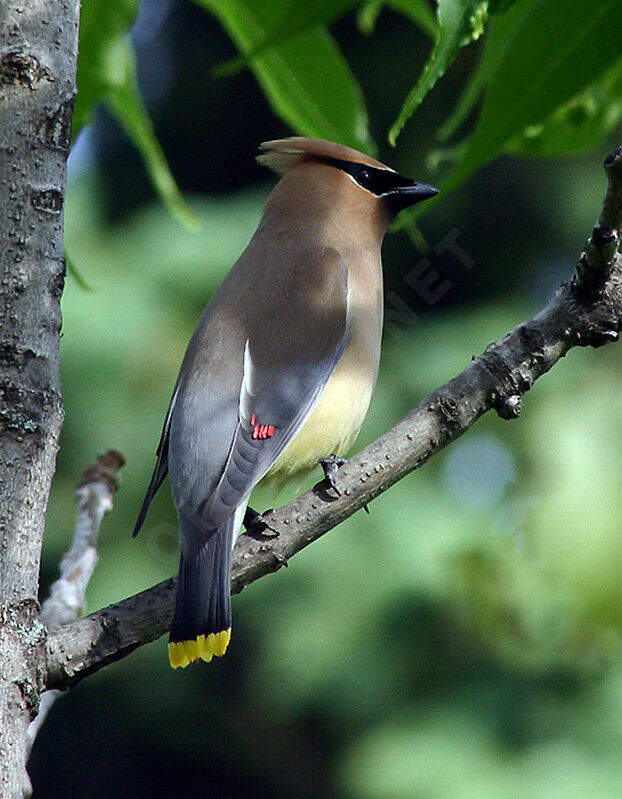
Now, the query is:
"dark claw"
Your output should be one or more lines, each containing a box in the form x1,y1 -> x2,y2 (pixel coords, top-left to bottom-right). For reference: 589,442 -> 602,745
244,506 -> 278,539
319,454 -> 347,497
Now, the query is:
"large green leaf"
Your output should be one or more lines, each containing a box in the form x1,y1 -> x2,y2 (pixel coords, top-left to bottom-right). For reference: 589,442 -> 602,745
193,0 -> 375,153
215,0 -> 436,80
389,0 -> 492,145
505,58 -> 622,158
213,0 -> 360,76
75,0 -> 195,228
442,0 -> 622,194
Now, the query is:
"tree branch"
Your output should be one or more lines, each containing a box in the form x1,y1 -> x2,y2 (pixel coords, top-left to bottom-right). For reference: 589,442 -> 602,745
24,451 -> 125,796
45,146 -> 622,692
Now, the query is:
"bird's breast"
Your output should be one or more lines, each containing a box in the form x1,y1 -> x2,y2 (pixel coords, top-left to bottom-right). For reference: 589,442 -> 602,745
266,249 -> 383,483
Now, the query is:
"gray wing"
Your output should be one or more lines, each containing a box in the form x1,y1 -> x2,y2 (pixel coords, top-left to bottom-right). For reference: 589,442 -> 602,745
172,245 -> 350,533
198,332 -> 347,529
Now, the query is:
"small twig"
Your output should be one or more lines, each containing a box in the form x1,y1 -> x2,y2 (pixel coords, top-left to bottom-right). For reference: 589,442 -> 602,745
45,148 -> 622,692
599,146 -> 622,232
25,451 -> 124,793
40,451 -> 124,631
576,145 -> 622,294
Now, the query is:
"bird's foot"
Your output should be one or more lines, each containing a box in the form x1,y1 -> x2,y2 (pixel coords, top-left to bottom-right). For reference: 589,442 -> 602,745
244,506 -> 278,539
318,455 -> 371,513
319,454 -> 347,497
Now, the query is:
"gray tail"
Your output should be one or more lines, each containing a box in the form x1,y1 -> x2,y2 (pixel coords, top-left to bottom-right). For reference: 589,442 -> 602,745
168,514 -> 236,668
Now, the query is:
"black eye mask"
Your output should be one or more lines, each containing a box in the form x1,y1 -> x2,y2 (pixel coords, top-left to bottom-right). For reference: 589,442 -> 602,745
320,157 -> 412,196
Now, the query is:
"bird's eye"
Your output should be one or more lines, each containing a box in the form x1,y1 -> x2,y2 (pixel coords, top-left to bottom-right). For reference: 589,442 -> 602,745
356,168 -> 373,190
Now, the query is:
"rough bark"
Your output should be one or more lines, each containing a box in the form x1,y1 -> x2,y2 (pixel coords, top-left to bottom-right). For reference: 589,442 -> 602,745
0,3 -> 79,795
44,147 -> 622,691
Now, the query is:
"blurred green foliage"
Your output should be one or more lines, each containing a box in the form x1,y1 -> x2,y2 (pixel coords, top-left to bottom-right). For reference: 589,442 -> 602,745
76,0 -> 622,213
30,0 -> 622,796
433,0 -> 622,194
387,0 -> 493,146
76,0 -> 195,225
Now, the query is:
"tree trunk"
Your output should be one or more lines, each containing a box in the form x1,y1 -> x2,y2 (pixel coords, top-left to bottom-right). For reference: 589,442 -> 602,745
0,2 -> 79,794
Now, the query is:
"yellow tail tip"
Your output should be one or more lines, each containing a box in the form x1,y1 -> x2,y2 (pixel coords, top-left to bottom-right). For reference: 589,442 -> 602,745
168,629 -> 232,669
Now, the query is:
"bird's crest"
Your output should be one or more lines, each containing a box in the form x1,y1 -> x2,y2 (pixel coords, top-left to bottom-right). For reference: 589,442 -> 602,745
257,137 -> 389,175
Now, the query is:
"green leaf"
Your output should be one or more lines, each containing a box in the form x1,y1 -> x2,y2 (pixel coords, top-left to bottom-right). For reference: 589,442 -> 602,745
505,58 -> 622,158
437,0 -> 538,142
193,0 -> 375,153
73,0 -> 139,136
104,41 -> 198,230
212,0 -> 360,77
389,0 -> 492,145
75,0 -> 195,228
442,0 -> 622,194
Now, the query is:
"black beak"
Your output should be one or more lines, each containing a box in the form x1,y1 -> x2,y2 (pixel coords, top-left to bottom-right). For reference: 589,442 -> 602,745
385,179 -> 439,216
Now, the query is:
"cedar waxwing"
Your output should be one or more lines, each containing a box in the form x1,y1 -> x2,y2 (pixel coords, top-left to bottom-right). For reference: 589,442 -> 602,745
133,137 -> 438,668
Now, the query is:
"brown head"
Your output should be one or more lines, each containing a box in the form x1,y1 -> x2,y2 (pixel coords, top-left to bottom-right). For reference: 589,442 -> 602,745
257,137 -> 438,244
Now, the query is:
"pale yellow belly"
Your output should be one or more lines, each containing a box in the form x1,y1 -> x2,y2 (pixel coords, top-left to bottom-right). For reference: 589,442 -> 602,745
265,351 -> 376,484
266,247 -> 383,485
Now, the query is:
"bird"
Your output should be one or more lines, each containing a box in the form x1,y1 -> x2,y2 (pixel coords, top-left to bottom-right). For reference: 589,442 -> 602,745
133,137 -> 438,668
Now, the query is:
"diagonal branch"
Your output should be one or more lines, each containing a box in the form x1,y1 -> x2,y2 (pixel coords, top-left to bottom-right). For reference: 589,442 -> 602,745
45,147 -> 622,691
